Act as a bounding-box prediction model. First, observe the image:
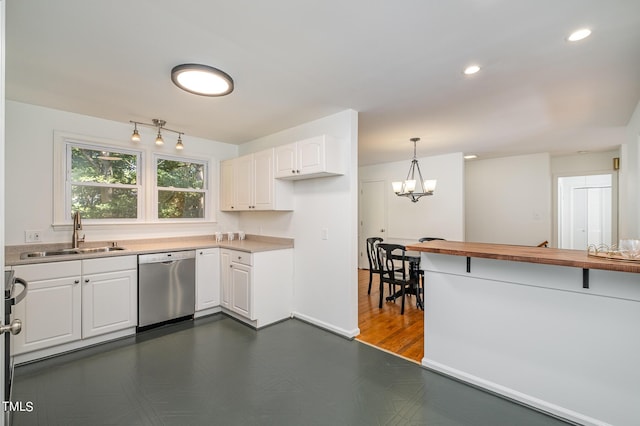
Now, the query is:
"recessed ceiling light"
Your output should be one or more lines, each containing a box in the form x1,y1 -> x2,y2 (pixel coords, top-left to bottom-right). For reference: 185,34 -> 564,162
463,65 -> 481,75
568,28 -> 592,42
171,64 -> 234,96
464,154 -> 478,160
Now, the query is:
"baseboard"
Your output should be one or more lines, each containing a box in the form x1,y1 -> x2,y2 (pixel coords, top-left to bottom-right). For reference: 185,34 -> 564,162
421,357 -> 604,426
292,312 -> 360,339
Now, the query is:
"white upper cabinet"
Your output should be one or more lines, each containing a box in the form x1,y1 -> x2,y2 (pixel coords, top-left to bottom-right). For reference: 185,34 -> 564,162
220,159 -> 235,211
274,135 -> 344,180
220,149 -> 293,212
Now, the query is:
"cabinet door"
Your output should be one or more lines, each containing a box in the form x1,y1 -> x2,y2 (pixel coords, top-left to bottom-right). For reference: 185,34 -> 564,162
274,143 -> 297,178
196,248 -> 221,310
82,269 -> 137,339
234,154 -> 254,210
220,159 -> 236,211
253,149 -> 274,210
220,250 -> 232,308
297,136 -> 325,175
12,276 -> 82,354
230,263 -> 251,318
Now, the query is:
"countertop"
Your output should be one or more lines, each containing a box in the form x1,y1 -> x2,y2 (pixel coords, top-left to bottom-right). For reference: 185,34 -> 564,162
406,240 -> 640,274
5,234 -> 294,266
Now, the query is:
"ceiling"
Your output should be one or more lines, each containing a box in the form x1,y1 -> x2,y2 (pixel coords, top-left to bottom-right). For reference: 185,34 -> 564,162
6,0 -> 640,166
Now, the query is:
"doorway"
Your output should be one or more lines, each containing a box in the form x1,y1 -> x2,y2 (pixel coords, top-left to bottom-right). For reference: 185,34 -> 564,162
557,173 -> 617,249
358,180 -> 386,268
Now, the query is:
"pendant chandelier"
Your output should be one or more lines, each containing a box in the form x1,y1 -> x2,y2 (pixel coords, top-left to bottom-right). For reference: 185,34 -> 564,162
392,137 -> 437,203
129,119 -> 184,150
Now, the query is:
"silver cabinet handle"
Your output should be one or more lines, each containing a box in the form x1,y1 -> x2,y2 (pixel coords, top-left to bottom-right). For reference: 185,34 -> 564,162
1,319 -> 22,335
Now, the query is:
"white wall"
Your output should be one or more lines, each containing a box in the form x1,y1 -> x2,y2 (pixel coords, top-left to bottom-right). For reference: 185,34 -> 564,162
620,99 -> 640,239
465,153 -> 551,246
550,150 -> 620,247
358,152 -> 465,265
238,110 -> 359,337
5,101 -> 239,245
1,0 -> 7,412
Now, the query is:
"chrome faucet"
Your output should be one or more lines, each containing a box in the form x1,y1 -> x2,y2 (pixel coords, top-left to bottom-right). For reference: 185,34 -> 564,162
72,211 -> 85,248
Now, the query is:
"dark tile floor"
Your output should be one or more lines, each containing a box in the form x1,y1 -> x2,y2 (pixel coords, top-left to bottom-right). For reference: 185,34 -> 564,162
11,316 -> 570,426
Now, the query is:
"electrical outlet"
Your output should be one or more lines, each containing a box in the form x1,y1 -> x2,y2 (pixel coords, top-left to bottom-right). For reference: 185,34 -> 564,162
25,230 -> 42,243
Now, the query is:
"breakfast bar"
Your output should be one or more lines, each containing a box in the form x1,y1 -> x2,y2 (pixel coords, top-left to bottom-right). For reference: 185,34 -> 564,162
406,241 -> 640,426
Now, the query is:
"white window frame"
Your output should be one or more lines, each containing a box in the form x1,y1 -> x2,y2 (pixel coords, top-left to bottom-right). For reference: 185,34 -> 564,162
53,131 -> 216,228
53,135 -> 144,225
153,153 -> 210,221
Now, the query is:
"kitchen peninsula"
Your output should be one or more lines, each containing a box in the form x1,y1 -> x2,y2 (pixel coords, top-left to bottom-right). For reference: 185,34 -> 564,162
406,240 -> 640,426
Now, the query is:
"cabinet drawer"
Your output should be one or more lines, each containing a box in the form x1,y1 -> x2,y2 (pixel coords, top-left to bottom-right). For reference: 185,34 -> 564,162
231,251 -> 252,266
13,260 -> 81,281
83,255 -> 137,275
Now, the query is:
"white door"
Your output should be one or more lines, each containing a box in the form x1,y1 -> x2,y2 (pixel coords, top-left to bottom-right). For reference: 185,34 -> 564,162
558,174 -> 614,249
12,276 -> 82,354
220,250 -> 231,308
253,149 -> 274,210
274,143 -> 297,178
297,136 -> 324,175
234,154 -> 254,210
231,264 -> 251,318
196,248 -> 221,310
359,180 -> 386,269
82,270 -> 137,339
220,159 -> 235,211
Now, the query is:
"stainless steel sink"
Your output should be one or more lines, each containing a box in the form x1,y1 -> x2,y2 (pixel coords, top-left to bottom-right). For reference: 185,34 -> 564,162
20,246 -> 126,259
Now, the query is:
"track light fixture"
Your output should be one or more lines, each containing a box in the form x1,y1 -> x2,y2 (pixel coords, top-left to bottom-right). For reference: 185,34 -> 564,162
129,119 -> 185,150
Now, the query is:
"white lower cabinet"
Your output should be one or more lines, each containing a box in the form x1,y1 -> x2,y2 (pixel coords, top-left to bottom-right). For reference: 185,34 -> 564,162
220,248 -> 293,328
196,248 -> 220,311
12,255 -> 137,357
81,256 -> 137,339
12,261 -> 82,355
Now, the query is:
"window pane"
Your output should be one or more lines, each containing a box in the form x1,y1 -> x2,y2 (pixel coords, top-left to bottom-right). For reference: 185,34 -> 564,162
71,186 -> 138,219
157,159 -> 205,189
158,191 -> 205,219
71,147 -> 137,185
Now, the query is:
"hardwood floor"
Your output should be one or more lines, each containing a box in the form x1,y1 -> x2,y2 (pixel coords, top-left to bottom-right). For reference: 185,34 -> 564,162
356,268 -> 424,363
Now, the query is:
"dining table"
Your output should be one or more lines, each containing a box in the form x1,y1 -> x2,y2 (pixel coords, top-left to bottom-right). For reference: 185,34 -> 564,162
386,250 -> 423,310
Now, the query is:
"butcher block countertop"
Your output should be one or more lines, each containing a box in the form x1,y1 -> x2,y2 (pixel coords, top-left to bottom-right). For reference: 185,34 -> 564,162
5,234 -> 294,266
406,240 -> 640,274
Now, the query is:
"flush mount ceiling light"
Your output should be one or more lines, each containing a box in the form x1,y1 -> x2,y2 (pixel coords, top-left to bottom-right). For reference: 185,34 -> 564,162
463,64 -> 481,75
392,138 -> 437,203
171,63 -> 234,96
463,154 -> 478,160
129,119 -> 185,150
568,28 -> 592,42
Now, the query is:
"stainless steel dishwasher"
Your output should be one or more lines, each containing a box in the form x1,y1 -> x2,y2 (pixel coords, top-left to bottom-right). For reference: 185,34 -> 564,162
138,250 -> 196,329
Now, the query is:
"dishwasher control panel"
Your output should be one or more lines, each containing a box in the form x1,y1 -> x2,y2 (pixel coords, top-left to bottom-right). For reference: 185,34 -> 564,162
138,250 -> 195,264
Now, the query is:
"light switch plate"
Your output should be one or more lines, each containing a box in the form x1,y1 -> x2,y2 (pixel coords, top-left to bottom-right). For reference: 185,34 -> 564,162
321,228 -> 329,240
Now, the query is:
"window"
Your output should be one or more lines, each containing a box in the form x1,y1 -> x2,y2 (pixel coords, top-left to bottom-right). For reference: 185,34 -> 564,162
68,144 -> 142,220
155,156 -> 208,219
53,132 -> 214,226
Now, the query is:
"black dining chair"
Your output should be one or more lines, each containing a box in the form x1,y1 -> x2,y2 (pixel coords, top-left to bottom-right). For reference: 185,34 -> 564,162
418,237 -> 445,243
366,237 -> 383,295
376,243 -> 419,315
